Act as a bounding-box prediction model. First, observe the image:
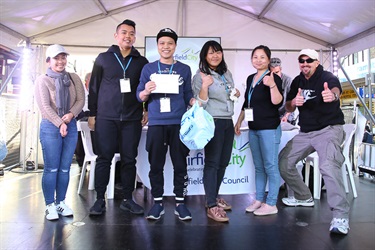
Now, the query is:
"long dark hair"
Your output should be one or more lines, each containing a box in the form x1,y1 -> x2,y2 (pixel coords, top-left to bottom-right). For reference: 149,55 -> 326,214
199,40 -> 228,75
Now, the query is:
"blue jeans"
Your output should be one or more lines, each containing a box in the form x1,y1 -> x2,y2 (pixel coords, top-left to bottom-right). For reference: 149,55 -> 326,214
249,125 -> 281,206
39,119 -> 78,205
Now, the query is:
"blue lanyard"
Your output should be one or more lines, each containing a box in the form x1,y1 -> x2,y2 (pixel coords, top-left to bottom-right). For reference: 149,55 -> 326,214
247,70 -> 269,108
114,53 -> 132,78
221,75 -> 230,93
158,60 -> 174,74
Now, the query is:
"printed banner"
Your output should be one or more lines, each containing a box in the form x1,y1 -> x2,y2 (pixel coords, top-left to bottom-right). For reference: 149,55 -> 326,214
136,128 -> 299,196
136,130 -> 255,196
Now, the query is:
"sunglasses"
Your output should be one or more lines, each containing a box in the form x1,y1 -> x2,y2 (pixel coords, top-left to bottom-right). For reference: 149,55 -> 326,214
299,58 -> 316,64
271,58 -> 281,64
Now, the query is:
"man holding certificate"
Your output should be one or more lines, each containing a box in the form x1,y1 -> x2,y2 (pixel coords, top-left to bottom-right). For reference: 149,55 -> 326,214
137,28 -> 195,221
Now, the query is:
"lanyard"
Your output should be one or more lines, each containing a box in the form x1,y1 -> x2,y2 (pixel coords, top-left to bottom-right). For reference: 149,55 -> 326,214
158,60 -> 174,74
247,70 -> 269,108
114,53 -> 132,78
221,75 -> 230,93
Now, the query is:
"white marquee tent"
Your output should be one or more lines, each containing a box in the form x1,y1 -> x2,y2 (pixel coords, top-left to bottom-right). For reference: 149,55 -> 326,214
1,0 -> 374,79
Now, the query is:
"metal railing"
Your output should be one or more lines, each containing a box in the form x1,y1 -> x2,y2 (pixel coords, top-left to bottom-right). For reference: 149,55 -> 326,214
358,142 -> 375,174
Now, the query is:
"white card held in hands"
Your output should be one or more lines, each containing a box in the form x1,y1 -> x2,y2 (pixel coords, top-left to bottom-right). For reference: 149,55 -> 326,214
150,73 -> 180,94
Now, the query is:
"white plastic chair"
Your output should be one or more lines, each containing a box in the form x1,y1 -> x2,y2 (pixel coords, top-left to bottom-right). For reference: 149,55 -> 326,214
77,121 -> 97,193
341,124 -> 357,198
353,109 -> 367,175
304,123 -> 357,199
76,121 -> 120,199
304,152 -> 321,199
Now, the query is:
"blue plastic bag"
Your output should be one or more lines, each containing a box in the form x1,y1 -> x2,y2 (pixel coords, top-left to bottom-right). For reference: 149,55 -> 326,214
179,103 -> 215,150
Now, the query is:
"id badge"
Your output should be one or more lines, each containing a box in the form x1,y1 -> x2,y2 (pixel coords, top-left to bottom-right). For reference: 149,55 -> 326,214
227,100 -> 232,112
160,97 -> 171,113
120,78 -> 131,93
244,108 -> 254,121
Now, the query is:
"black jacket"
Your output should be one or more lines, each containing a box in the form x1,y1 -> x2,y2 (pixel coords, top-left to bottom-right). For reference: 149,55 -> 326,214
287,65 -> 344,132
89,45 -> 148,121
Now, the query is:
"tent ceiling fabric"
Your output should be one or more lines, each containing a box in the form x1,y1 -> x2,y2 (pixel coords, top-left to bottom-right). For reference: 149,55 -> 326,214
0,0 -> 374,55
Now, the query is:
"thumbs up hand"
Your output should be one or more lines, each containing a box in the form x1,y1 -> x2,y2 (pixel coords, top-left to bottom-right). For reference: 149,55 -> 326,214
294,88 -> 304,106
263,72 -> 275,88
200,72 -> 214,88
321,82 -> 336,102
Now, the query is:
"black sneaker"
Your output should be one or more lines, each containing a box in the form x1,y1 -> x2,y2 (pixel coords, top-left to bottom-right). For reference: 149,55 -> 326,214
175,204 -> 192,221
89,199 -> 106,216
120,199 -> 144,215
146,203 -> 165,220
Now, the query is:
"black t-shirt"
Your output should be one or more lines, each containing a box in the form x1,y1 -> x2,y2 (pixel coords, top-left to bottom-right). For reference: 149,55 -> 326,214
287,65 -> 345,133
242,72 -> 283,130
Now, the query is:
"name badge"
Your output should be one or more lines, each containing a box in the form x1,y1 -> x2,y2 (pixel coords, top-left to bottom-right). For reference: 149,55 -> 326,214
160,97 -> 171,113
227,100 -> 232,112
244,108 -> 254,121
120,78 -> 131,93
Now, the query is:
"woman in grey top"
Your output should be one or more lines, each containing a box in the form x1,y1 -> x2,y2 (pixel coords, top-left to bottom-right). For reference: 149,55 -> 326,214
192,40 -> 240,222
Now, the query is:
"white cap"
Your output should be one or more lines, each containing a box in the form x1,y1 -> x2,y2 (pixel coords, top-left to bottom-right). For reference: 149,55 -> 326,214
298,49 -> 319,60
46,44 -> 69,59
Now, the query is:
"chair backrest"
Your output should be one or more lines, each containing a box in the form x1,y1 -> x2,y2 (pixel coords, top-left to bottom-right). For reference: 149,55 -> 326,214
77,121 -> 96,157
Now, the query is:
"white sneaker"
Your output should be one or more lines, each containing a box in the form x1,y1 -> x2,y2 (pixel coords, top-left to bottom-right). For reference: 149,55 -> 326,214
45,203 -> 59,220
330,218 -> 350,235
282,196 -> 314,207
56,201 -> 73,216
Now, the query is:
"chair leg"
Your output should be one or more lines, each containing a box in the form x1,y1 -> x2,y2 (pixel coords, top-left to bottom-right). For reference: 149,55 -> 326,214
345,161 -> 358,198
341,163 -> 349,193
313,157 -> 321,200
77,161 -> 88,194
88,161 -> 96,190
304,161 -> 311,187
106,158 -> 116,200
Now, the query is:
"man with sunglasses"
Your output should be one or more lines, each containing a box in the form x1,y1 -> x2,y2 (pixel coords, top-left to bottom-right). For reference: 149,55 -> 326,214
269,58 -> 296,124
278,49 -> 350,235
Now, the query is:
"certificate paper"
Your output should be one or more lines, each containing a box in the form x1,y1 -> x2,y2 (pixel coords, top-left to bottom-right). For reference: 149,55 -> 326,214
151,74 -> 180,94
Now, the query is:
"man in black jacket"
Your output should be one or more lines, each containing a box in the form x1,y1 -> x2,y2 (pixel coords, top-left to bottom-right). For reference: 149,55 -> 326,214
88,19 -> 148,216
279,49 -> 350,235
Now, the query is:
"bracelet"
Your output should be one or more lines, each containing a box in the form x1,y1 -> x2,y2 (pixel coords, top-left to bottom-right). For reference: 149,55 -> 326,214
270,85 -> 276,89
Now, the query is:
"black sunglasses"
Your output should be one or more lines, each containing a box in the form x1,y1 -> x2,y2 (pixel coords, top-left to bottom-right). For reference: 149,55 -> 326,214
299,58 -> 316,64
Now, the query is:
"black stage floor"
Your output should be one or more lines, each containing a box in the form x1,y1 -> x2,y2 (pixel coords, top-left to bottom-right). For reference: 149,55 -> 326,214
0,164 -> 374,250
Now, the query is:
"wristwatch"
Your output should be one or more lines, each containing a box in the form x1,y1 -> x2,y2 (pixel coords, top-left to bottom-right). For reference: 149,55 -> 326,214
333,92 -> 339,102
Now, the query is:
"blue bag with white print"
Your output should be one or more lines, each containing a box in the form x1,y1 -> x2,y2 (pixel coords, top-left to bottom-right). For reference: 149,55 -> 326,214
179,102 -> 215,150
